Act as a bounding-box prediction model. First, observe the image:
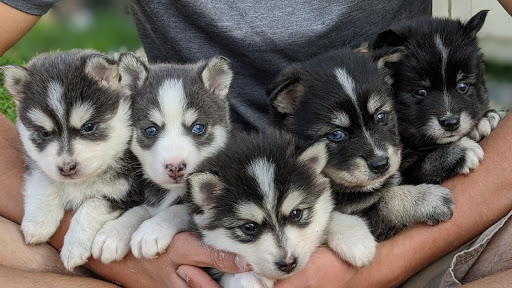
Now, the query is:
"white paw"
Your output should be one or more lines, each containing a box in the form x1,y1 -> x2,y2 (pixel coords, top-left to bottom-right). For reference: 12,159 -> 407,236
457,137 -> 484,175
220,272 -> 273,288
416,184 -> 455,225
21,219 -> 55,245
328,213 -> 377,268
61,233 -> 93,271
92,221 -> 132,264
468,110 -> 500,142
130,218 -> 178,259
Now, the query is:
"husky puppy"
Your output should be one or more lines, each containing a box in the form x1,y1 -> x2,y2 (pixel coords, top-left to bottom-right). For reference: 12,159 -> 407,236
92,56 -> 233,263
1,50 -> 146,270
267,48 -> 454,241
188,130 -> 376,288
371,10 -> 500,184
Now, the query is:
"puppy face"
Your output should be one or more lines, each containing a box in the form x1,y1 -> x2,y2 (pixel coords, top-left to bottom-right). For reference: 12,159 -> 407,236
189,131 -> 333,279
268,50 -> 401,190
131,57 -> 232,189
372,10 -> 489,146
2,51 -> 142,182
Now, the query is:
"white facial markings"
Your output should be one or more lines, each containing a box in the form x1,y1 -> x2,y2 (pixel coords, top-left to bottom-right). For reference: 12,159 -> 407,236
148,109 -> 163,126
435,34 -> 451,111
70,103 -> 94,129
27,109 -> 54,131
367,93 -> 392,116
47,81 -> 65,122
281,190 -> 304,217
158,79 -> 187,133
331,111 -> 350,128
236,202 -> 266,224
247,158 -> 277,214
184,109 -> 198,127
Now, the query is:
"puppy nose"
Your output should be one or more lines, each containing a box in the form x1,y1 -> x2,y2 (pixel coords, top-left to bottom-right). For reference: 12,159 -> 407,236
58,163 -> 77,176
438,116 -> 460,132
165,162 -> 187,179
368,156 -> 390,174
275,256 -> 298,274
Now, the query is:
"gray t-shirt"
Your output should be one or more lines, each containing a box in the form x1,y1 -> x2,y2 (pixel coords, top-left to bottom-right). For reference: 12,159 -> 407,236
2,0 -> 431,130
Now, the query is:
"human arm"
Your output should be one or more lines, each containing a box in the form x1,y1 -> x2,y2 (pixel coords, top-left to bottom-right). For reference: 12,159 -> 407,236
0,1 -> 41,56
499,0 -> 512,16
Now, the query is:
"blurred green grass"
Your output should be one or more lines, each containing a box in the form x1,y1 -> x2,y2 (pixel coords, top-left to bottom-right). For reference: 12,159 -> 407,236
0,8 -> 141,122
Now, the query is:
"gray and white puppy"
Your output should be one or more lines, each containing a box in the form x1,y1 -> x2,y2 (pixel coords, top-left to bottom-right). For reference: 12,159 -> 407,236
188,130 -> 376,288
92,56 -> 233,263
268,48 -> 454,241
2,50 -> 144,270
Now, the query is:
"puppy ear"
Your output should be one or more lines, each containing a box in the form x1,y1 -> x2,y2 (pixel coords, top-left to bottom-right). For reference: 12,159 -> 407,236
464,10 -> 489,37
1,65 -> 30,104
267,66 -> 304,116
118,52 -> 148,94
375,47 -> 405,85
188,172 -> 224,209
298,142 -> 328,175
85,54 -> 120,88
201,56 -> 233,98
371,28 -> 407,50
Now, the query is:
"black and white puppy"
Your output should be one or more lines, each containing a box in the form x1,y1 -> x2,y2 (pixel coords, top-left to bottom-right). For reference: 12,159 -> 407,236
188,130 -> 376,288
371,10 -> 500,184
2,50 -> 144,270
268,48 -> 454,241
92,56 -> 233,263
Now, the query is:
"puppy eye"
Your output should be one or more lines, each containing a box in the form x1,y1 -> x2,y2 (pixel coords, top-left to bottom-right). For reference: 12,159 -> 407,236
39,129 -> 51,138
413,88 -> 427,99
192,124 -> 205,135
290,209 -> 303,221
240,222 -> 258,235
328,130 -> 347,142
144,126 -> 158,137
375,112 -> 387,125
81,122 -> 96,133
457,82 -> 469,93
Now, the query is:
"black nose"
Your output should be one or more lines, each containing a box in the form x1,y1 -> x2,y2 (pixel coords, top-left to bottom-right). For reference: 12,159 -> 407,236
439,116 -> 460,132
58,163 -> 77,176
368,156 -> 390,174
275,257 -> 297,274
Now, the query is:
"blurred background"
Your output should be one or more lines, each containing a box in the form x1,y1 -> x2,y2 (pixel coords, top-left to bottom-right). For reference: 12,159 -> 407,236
0,0 -> 510,122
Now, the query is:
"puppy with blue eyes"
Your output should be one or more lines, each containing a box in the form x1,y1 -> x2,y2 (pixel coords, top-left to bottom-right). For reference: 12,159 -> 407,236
371,10 -> 500,184
92,56 -> 233,263
1,50 -> 146,270
268,48 -> 455,241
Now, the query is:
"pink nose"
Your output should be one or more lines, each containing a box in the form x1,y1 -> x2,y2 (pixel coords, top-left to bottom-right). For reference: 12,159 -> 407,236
165,162 -> 187,180
58,163 -> 77,176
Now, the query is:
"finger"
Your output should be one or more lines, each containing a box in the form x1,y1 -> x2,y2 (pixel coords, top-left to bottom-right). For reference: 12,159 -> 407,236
166,232 -> 250,274
177,265 -> 221,288
170,272 -> 193,288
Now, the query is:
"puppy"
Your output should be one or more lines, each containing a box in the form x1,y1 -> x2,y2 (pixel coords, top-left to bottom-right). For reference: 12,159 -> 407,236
92,56 -> 233,263
2,50 -> 145,270
188,129 -> 376,288
371,10 -> 500,184
268,48 -> 454,241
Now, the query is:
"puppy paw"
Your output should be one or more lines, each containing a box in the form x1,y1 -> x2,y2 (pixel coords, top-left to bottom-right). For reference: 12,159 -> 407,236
92,221 -> 132,264
60,236 -> 92,271
456,137 -> 484,175
468,110 -> 501,142
130,218 -> 178,259
21,219 -> 55,245
416,184 -> 455,225
220,272 -> 273,288
328,213 -> 377,268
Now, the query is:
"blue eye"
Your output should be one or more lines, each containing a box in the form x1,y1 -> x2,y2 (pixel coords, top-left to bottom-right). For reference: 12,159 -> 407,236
290,209 -> 303,221
328,130 -> 346,141
81,122 -> 96,133
145,126 -> 158,137
457,82 -> 469,93
192,124 -> 205,135
39,129 -> 51,138
375,112 -> 387,125
413,88 -> 427,99
240,222 -> 258,235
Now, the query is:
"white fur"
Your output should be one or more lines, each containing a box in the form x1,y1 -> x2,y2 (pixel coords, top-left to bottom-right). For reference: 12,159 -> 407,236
468,110 -> 500,141
327,212 -> 377,268
236,202 -> 266,225
92,205 -> 151,263
425,111 -> 473,144
27,109 -> 55,131
221,272 -> 275,288
69,102 -> 94,129
456,137 -> 484,174
247,158 -> 276,213
130,204 -> 192,258
367,93 -> 393,115
331,111 -> 350,127
47,81 -> 65,122
435,34 -> 449,103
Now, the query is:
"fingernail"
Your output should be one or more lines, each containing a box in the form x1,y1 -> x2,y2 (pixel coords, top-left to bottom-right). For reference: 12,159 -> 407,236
177,269 -> 190,283
235,256 -> 251,272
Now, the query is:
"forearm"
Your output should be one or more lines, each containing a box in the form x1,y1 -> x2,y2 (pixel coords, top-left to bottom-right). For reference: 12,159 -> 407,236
0,264 -> 118,288
0,2 -> 40,56
353,114 -> 512,287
